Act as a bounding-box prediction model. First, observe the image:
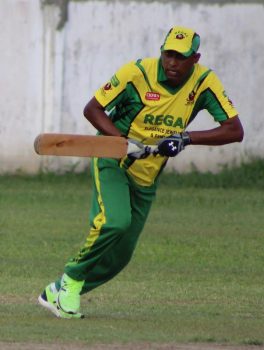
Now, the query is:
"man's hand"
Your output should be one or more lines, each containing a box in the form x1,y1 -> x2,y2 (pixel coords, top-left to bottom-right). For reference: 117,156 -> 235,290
154,132 -> 191,157
127,139 -> 152,159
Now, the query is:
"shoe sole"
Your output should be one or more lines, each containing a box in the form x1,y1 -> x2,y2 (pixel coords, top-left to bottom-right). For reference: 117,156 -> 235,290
38,294 -> 61,317
38,294 -> 84,319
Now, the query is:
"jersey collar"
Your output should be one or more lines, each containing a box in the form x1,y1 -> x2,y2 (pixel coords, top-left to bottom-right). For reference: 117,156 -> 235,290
157,58 -> 195,94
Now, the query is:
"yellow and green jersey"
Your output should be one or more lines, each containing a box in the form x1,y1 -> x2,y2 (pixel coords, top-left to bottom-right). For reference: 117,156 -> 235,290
94,57 -> 238,186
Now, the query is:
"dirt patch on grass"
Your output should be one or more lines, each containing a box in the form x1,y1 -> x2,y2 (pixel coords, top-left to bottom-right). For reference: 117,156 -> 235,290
0,294 -> 36,304
0,342 -> 263,350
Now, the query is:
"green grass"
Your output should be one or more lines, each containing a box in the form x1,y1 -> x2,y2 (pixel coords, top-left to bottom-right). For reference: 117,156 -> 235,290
0,161 -> 264,346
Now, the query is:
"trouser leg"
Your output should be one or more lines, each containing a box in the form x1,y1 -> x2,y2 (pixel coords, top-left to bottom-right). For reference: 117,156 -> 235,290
64,158 -> 132,281
80,177 -> 156,294
56,158 -> 156,293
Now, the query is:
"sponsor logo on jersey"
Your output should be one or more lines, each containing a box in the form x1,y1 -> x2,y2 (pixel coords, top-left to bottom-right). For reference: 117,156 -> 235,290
228,99 -> 234,107
145,92 -> 160,101
144,114 -> 184,129
110,75 -> 120,87
185,90 -> 196,105
103,82 -> 112,91
223,90 -> 234,107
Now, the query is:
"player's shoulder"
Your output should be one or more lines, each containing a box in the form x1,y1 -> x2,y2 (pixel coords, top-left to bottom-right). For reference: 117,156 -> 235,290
195,64 -> 226,90
118,58 -> 152,71
118,60 -> 138,73
134,57 -> 159,79
119,57 -> 158,78
135,57 -> 158,69
194,63 -> 211,76
195,63 -> 222,86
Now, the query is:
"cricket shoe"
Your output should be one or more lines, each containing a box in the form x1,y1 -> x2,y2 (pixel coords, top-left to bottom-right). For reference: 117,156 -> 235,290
57,273 -> 85,318
38,281 -> 84,319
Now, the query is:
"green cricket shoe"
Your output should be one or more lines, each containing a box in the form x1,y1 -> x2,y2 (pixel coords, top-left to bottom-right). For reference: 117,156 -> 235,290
38,281 -> 84,319
57,273 -> 85,316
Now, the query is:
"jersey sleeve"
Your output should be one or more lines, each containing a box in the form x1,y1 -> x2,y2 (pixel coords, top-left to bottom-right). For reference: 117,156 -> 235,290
202,71 -> 239,122
94,61 -> 136,112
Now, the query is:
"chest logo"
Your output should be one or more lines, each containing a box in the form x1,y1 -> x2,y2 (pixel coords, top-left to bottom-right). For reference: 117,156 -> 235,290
145,92 -> 160,101
186,91 -> 196,105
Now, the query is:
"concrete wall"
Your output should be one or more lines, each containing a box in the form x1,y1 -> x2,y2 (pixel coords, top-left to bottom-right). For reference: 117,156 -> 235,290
1,0 -> 264,174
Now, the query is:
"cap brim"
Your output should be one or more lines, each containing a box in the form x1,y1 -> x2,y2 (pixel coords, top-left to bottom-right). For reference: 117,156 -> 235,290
161,43 -> 194,57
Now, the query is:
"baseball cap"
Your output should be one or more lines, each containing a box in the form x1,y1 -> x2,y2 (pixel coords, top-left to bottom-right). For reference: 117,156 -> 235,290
161,26 -> 200,57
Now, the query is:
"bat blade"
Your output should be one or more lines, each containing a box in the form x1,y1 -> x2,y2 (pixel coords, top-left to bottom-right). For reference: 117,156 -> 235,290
34,133 -> 128,158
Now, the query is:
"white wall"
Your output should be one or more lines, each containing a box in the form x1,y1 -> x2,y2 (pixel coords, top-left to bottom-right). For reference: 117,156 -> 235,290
0,0 -> 43,173
0,0 -> 263,174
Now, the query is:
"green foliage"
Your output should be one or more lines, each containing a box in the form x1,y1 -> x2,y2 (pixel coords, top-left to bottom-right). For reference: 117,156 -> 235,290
160,159 -> 264,189
0,161 -> 264,346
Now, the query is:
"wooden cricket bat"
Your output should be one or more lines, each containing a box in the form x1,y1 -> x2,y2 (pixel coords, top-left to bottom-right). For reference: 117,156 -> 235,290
34,133 -> 153,158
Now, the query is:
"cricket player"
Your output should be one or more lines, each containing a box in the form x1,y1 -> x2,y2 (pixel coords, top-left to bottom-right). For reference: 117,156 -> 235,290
38,26 -> 244,318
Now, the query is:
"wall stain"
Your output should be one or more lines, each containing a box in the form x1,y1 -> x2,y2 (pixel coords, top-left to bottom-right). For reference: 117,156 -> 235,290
41,0 -> 69,30
71,0 -> 263,3
42,0 -> 263,30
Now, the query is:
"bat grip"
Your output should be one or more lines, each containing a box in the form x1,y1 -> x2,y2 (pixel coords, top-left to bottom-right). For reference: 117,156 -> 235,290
127,141 -> 157,155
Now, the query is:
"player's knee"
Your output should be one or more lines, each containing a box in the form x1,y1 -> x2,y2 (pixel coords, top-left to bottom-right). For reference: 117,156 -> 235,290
109,215 -> 131,235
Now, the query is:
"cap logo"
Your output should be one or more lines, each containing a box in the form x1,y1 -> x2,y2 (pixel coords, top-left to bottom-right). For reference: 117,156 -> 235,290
176,33 -> 185,40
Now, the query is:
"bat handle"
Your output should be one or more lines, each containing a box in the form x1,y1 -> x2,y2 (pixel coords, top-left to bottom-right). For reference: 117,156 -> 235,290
127,141 -> 157,155
148,145 -> 158,153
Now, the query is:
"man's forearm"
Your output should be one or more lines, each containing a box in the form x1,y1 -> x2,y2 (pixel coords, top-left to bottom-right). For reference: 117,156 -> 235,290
86,111 -> 122,137
83,97 -> 122,137
188,117 -> 244,146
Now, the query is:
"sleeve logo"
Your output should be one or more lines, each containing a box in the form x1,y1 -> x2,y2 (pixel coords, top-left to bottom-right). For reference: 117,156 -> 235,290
110,74 -> 120,87
103,82 -> 112,91
223,90 -> 234,107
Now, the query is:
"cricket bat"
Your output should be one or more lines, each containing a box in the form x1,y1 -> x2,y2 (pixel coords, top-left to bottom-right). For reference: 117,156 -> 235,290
34,133 -> 156,158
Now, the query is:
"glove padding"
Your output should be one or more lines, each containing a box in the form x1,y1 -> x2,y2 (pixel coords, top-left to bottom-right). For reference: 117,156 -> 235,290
127,139 -> 152,159
154,132 -> 191,157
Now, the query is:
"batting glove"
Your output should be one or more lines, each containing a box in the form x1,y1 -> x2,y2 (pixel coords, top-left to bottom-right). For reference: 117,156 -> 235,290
154,132 -> 191,157
127,139 -> 152,159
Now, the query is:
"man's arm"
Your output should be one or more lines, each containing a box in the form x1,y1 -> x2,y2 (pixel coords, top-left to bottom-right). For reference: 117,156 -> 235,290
155,116 -> 244,157
83,97 -> 122,137
188,116 -> 244,145
83,97 -> 153,158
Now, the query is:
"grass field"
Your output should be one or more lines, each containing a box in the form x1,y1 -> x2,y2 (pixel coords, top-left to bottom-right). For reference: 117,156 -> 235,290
0,161 -> 264,348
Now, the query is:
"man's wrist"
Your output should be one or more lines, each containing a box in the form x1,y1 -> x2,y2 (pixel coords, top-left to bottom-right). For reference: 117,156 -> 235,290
181,131 -> 191,146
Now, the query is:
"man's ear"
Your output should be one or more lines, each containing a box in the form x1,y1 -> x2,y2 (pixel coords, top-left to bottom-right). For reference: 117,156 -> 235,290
193,53 -> 201,63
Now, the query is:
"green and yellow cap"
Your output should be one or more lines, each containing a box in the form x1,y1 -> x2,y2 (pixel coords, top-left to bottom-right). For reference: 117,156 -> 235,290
161,26 -> 200,57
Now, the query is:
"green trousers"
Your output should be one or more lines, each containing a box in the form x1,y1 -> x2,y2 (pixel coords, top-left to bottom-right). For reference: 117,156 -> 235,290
61,158 -> 157,294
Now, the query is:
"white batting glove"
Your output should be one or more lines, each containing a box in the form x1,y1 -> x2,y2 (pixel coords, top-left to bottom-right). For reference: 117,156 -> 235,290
127,139 -> 152,159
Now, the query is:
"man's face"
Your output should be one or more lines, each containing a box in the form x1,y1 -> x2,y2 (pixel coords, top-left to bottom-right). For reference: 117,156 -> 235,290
161,50 -> 200,87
